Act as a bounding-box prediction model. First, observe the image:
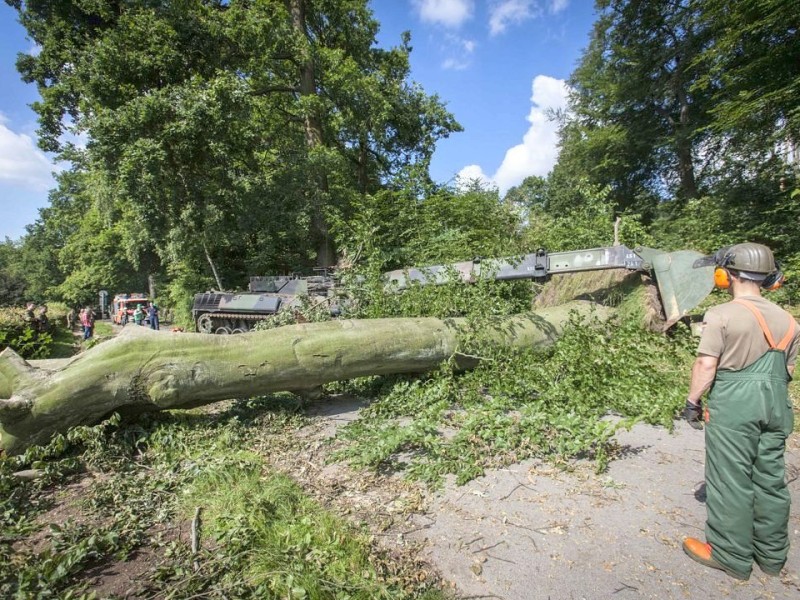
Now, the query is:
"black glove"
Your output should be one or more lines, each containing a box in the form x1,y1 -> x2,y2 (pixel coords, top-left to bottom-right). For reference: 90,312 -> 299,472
683,400 -> 703,430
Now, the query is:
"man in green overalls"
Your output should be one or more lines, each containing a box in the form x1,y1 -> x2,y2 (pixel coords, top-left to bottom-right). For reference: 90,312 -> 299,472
682,243 -> 799,580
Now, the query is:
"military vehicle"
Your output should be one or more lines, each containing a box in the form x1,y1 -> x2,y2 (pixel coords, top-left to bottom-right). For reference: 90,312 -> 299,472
192,245 -> 715,334
383,245 -> 715,329
191,274 -> 338,334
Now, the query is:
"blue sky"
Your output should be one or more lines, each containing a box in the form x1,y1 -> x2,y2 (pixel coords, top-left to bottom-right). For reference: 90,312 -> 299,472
0,0 -> 597,241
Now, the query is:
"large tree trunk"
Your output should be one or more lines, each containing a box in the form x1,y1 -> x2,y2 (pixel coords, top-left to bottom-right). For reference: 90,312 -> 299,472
0,302 -> 608,454
289,0 -> 335,267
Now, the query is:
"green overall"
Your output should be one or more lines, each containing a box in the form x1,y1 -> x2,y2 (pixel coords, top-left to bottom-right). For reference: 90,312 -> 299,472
705,299 -> 795,578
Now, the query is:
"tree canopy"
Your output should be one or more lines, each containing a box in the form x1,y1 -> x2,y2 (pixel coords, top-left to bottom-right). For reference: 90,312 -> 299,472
541,0 -> 798,277
4,0 -> 460,308
2,0 -> 798,309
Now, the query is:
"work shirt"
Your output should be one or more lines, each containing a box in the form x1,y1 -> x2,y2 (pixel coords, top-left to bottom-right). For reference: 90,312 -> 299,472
697,295 -> 800,371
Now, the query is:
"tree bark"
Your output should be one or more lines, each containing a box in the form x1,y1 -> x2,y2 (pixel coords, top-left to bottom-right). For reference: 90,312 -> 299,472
288,0 -> 335,267
203,242 -> 224,291
148,273 -> 157,300
0,302 -> 608,454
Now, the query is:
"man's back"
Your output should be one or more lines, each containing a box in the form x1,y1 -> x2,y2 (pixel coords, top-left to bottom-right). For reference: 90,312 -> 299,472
699,295 -> 800,371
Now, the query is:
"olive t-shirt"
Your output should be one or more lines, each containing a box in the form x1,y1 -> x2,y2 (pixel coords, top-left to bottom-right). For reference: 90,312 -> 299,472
697,295 -> 800,370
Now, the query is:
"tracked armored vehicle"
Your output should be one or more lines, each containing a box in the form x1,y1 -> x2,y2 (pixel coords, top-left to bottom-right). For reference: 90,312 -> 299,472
191,275 -> 337,334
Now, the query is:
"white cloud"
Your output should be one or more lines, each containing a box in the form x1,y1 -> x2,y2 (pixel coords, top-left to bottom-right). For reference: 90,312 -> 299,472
0,114 -> 56,192
489,0 -> 540,36
413,0 -> 474,28
460,75 -> 568,195
549,0 -> 569,14
442,57 -> 469,70
494,75 -> 568,193
456,164 -> 495,190
441,35 -> 477,70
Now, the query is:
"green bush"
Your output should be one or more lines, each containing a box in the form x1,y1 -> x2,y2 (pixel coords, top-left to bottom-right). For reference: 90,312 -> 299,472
0,307 -> 54,359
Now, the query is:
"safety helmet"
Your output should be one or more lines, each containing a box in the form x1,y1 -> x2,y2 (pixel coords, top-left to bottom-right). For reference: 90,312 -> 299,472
724,243 -> 776,274
708,243 -> 784,290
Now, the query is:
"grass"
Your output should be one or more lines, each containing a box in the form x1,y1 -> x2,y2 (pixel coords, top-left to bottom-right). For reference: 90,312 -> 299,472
94,321 -> 114,337
179,463 -> 416,599
49,326 -> 80,358
48,321 -> 115,358
791,379 -> 800,433
0,400 -> 449,599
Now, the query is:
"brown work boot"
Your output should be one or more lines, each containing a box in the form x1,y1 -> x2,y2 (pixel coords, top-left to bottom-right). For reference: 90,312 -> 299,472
682,538 -> 749,581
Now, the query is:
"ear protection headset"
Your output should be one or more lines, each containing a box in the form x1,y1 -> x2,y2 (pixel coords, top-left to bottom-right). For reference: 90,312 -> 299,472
713,266 -> 733,289
713,255 -> 785,291
761,264 -> 786,291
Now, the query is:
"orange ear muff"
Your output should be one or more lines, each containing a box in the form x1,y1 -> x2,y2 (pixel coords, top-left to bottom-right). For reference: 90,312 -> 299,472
714,267 -> 731,289
762,270 -> 785,291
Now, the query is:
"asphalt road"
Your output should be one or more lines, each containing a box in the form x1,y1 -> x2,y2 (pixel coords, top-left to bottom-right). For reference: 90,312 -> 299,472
408,422 -> 800,600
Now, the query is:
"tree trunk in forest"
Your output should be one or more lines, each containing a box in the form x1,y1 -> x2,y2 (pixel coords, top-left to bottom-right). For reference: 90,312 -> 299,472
289,0 -> 335,267
0,302 -> 608,454
675,96 -> 698,200
203,242 -> 224,291
674,52 -> 699,201
358,134 -> 369,194
676,140 -> 698,200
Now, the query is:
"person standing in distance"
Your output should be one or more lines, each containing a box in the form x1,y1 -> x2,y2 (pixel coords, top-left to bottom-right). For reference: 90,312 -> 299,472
82,306 -> 95,340
133,304 -> 145,326
147,302 -> 160,330
683,243 -> 800,580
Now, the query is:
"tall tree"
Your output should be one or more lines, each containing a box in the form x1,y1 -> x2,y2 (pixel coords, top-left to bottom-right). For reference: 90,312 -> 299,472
693,0 -> 800,164
6,0 -> 459,304
558,0 -> 712,213
14,168 -> 149,307
0,241 -> 26,306
503,175 -> 549,215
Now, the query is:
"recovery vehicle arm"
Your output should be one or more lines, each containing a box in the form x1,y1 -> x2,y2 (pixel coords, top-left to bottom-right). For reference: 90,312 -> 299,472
383,245 -> 715,329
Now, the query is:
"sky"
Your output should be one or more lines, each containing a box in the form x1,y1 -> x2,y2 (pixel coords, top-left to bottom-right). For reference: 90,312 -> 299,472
0,0 -> 598,241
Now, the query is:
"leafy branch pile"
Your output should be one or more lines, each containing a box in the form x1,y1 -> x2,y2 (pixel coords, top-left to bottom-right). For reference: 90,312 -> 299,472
311,183 -> 697,486
330,306 -> 695,486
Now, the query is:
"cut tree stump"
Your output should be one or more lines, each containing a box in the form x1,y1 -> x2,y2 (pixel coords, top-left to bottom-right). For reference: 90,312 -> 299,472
0,301 -> 608,454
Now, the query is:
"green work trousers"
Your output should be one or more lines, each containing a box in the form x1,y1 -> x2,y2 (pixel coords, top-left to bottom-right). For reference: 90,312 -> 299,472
705,349 -> 794,578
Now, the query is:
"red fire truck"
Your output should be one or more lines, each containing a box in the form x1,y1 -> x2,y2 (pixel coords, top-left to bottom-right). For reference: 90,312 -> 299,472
112,293 -> 150,325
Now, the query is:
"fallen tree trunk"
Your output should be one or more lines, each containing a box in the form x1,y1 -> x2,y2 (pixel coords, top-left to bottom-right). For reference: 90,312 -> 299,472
0,301 -> 608,454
